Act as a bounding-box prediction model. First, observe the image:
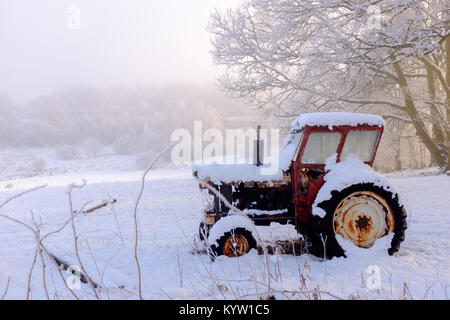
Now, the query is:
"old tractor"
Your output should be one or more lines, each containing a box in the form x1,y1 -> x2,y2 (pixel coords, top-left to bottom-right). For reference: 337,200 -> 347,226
193,113 -> 407,259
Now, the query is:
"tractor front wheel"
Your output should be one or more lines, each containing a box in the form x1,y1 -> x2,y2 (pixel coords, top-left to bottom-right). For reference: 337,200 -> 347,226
209,228 -> 257,260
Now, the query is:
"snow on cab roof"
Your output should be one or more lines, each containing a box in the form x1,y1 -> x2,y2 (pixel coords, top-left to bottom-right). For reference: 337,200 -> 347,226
291,112 -> 385,130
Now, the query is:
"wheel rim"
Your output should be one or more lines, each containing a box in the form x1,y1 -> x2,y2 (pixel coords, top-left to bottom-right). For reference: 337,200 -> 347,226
333,191 -> 395,248
223,234 -> 250,257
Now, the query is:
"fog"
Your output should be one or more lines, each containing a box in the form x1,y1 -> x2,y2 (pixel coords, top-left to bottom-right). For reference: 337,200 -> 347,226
0,0 -> 238,103
0,0 -> 262,166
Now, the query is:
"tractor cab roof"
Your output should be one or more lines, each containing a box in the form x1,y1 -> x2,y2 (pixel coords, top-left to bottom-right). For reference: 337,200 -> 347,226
291,112 -> 385,131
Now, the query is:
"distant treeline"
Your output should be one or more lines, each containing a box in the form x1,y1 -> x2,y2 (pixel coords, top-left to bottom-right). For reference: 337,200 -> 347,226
0,84 -> 258,157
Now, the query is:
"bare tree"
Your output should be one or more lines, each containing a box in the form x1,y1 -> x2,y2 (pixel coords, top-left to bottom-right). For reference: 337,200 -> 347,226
209,0 -> 449,171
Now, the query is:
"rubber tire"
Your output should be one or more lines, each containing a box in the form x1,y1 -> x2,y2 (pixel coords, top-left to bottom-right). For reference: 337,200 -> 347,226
209,228 -> 257,261
313,183 -> 407,259
199,222 -> 211,242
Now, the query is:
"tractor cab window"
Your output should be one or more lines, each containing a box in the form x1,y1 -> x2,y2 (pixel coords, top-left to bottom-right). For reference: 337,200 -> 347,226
301,132 -> 341,164
341,130 -> 379,162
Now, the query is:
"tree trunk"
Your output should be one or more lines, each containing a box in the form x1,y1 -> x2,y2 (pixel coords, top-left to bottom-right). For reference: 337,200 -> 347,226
393,62 -> 447,168
446,37 -> 450,171
425,61 -> 445,166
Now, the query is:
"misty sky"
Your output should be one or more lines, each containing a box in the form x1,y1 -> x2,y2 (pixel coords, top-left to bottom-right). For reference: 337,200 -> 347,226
0,0 -> 238,104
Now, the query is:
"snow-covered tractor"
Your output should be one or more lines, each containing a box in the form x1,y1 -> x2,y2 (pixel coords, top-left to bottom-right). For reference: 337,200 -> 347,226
193,113 -> 407,260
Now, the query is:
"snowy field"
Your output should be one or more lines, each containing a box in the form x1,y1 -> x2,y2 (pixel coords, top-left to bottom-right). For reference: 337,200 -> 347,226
0,151 -> 449,300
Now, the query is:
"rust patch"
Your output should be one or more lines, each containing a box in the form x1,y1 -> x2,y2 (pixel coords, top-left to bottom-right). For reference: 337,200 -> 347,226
333,191 -> 394,248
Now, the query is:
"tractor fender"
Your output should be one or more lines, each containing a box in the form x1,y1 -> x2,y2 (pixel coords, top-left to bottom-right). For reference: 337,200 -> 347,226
312,155 -> 402,218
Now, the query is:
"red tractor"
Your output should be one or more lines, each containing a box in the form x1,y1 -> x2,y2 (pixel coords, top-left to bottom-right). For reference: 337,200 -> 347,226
193,113 -> 407,259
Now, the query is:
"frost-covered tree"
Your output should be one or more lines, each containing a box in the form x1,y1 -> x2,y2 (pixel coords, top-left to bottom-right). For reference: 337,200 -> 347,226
209,0 -> 450,171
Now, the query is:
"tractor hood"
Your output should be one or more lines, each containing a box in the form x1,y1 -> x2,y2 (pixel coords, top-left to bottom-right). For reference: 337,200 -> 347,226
193,163 -> 285,184
192,131 -> 302,184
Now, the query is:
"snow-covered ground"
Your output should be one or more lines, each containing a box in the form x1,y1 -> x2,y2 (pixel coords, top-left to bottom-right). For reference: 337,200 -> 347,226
0,152 -> 448,300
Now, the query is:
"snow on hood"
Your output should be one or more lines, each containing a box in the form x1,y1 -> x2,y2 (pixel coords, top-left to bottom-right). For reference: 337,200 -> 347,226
192,132 -> 302,184
312,154 -> 401,218
193,163 -> 285,183
291,112 -> 385,131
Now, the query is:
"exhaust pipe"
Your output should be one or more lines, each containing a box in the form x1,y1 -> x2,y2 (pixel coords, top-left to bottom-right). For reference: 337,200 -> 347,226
255,125 -> 263,166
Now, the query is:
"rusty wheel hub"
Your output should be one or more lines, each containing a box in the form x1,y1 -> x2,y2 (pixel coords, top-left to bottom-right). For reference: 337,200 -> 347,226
333,191 -> 395,248
223,234 -> 250,257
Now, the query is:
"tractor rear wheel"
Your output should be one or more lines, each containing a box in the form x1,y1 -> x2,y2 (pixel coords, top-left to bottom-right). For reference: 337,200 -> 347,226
315,183 -> 407,258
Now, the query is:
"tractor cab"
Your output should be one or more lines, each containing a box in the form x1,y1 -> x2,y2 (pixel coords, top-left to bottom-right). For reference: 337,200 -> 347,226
286,113 -> 384,225
286,113 -> 383,175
